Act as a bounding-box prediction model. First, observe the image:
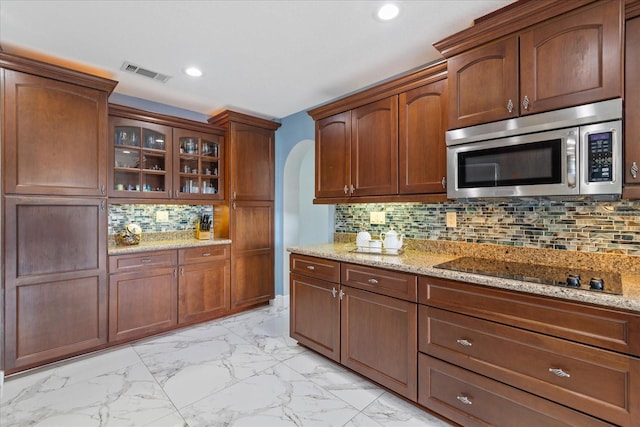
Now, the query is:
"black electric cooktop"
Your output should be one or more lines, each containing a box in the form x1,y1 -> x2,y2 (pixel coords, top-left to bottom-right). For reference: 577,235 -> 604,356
434,257 -> 622,295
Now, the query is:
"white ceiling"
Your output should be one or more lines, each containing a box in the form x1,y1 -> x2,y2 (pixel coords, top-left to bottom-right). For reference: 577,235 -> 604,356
0,0 -> 514,120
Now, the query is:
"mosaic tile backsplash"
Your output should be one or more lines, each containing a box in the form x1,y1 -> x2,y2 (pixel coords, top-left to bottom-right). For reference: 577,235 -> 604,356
335,200 -> 640,256
108,204 -> 213,236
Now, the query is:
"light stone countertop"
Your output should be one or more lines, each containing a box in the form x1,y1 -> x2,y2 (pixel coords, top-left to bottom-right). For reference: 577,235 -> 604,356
288,243 -> 640,314
109,238 -> 232,255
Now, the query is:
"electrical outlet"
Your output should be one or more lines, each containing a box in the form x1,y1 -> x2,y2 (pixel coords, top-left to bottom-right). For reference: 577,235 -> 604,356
156,210 -> 169,222
370,211 -> 386,225
446,212 -> 457,228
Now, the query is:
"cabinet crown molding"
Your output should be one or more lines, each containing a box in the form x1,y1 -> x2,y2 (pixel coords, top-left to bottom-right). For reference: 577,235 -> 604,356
0,51 -> 118,94
433,0 -> 598,58
108,104 -> 226,135
208,110 -> 281,130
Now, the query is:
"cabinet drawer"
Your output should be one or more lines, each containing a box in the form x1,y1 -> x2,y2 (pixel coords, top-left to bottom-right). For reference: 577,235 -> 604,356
109,250 -> 177,273
419,275 -> 640,356
342,263 -> 416,301
179,245 -> 230,264
418,354 -> 613,427
419,306 -> 639,426
290,254 -> 340,283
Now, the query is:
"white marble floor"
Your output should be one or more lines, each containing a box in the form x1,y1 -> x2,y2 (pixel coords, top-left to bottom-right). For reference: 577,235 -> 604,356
0,304 -> 454,427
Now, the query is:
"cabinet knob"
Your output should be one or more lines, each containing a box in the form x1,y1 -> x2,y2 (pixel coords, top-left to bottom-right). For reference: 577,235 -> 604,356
339,289 -> 345,300
631,161 -> 638,179
441,177 -> 446,189
349,184 -> 355,195
522,95 -> 530,110
456,339 -> 473,347
548,367 -> 570,378
506,99 -> 514,113
343,185 -> 349,194
233,191 -> 237,200
100,184 -> 105,195
331,287 -> 337,298
306,265 -> 315,271
232,201 -> 237,210
367,278 -> 379,284
456,395 -> 473,405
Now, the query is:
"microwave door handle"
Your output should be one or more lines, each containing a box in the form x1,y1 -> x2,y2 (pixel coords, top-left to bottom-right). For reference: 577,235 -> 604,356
567,132 -> 577,188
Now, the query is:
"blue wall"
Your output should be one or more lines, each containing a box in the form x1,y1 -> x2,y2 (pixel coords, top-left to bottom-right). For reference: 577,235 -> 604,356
274,110 -> 315,295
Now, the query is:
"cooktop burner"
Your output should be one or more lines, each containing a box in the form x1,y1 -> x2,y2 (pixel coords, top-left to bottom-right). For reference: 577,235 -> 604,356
434,257 -> 622,295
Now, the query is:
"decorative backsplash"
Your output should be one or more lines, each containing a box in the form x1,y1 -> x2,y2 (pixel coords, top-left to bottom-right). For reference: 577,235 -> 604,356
335,200 -> 640,256
108,204 -> 213,236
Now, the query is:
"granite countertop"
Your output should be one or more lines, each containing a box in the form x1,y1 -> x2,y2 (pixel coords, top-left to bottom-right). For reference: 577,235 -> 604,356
109,238 -> 232,255
288,243 -> 640,313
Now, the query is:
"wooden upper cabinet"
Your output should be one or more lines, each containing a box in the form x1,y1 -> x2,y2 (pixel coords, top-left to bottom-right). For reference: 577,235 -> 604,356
2,68 -> 114,196
173,128 -> 224,200
624,14 -> 640,197
519,0 -> 622,115
399,79 -> 448,194
229,122 -> 275,201
351,96 -> 399,197
448,37 -> 519,129
315,111 -> 352,198
444,0 -> 622,130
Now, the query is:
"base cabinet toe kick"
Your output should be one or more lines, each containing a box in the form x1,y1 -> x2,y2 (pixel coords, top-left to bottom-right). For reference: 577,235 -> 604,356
290,253 -> 640,427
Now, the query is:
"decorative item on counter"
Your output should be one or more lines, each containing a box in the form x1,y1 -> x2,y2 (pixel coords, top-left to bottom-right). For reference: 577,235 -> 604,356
380,226 -> 404,253
117,223 -> 142,245
356,225 -> 372,248
196,214 -> 212,240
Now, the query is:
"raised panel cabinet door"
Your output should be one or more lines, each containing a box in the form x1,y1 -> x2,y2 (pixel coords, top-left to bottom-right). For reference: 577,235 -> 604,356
229,122 -> 274,201
447,36 -> 519,129
340,285 -> 417,400
290,273 -> 341,362
230,201 -> 274,309
3,196 -> 107,372
315,111 -> 352,198
351,96 -> 399,196
178,259 -> 231,324
109,267 -> 178,343
399,79 -> 448,194
625,16 -> 640,195
519,0 -> 622,115
2,70 -> 108,196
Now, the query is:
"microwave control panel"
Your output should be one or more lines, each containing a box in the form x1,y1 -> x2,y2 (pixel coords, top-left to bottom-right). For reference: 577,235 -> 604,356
587,131 -> 614,182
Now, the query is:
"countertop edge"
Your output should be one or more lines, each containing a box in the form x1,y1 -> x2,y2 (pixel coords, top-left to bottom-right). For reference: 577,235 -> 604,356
288,244 -> 640,314
109,238 -> 232,255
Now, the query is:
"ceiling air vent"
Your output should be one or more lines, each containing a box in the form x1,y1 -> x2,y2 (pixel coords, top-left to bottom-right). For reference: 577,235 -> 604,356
120,61 -> 171,83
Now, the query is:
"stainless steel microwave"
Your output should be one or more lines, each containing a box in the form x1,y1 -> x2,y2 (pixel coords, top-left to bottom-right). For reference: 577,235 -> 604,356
446,99 -> 623,200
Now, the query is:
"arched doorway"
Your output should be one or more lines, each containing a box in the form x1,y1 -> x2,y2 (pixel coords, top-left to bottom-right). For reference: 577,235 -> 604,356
282,139 -> 334,296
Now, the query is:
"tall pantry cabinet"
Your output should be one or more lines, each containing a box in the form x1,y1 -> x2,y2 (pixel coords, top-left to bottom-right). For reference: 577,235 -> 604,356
1,53 -> 117,373
209,111 -> 281,310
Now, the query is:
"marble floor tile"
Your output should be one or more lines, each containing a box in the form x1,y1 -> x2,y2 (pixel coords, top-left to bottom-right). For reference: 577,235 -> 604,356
1,304 -> 455,427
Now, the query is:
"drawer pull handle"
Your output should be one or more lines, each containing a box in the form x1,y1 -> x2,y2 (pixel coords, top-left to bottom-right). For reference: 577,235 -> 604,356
331,287 -> 337,298
549,368 -> 570,378
140,258 -> 152,263
307,265 -> 315,271
368,278 -> 379,284
456,395 -> 473,405
202,252 -> 211,257
456,339 -> 473,347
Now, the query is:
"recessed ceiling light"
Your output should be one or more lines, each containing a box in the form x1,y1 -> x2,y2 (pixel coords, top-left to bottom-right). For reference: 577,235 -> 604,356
184,66 -> 203,77
377,3 -> 400,21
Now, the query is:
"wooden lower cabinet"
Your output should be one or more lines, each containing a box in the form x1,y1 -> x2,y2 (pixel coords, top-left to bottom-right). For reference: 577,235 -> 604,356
418,354 -> 613,427
341,285 -> 417,400
178,246 -> 231,324
109,267 -> 178,342
3,196 -> 108,373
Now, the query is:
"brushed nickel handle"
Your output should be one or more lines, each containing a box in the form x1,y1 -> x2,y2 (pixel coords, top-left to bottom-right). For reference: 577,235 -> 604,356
522,95 -> 530,110
173,268 -> 177,278
100,200 -> 106,211
339,289 -> 345,300
456,395 -> 473,405
306,265 -> 315,271
202,252 -> 211,257
506,99 -> 514,113
232,201 -> 236,210
140,258 -> 152,263
549,368 -> 570,378
631,161 -> 638,179
232,191 -> 237,200
441,177 -> 446,189
100,184 -> 105,195
331,287 -> 337,298
368,278 -> 379,284
181,267 -> 185,277
349,184 -> 355,194
344,185 -> 349,194
456,339 -> 473,347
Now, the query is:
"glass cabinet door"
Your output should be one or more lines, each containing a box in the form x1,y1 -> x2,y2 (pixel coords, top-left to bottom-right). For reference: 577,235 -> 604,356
174,128 -> 224,200
111,117 -> 172,198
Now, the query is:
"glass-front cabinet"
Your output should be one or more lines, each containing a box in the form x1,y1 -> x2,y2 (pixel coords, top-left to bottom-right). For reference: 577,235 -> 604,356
173,129 -> 224,200
110,117 -> 173,199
